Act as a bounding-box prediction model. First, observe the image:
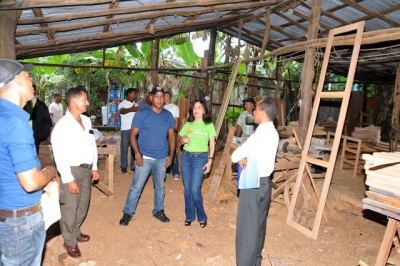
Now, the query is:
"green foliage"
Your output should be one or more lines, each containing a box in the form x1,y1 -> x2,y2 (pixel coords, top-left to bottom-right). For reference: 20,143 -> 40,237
23,55 -> 69,100
224,107 -> 242,125
176,41 -> 200,67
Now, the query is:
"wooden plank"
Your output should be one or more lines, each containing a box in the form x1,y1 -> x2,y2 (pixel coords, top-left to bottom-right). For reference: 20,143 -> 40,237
363,204 -> 400,220
305,156 -> 329,168
366,180 -> 400,195
319,91 -> 345,98
366,191 -> 400,209
93,182 -> 113,196
366,170 -> 400,184
271,172 -> 297,200
375,218 -> 399,266
95,144 -> 116,200
214,58 -> 241,139
341,193 -> 363,209
339,136 -> 361,178
223,181 -> 238,194
367,175 -> 400,190
363,198 -> 400,214
363,154 -> 400,170
274,159 -> 300,171
97,144 -> 117,155
208,127 -> 236,202
375,165 -> 400,173
369,187 -> 400,199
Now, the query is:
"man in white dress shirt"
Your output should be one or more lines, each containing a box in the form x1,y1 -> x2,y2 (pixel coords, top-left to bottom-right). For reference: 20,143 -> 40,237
118,88 -> 139,174
231,98 -> 279,266
51,87 -> 99,258
163,91 -> 180,180
48,91 -> 64,126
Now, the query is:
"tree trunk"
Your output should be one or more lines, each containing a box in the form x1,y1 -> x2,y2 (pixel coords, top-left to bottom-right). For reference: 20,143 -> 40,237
205,29 -> 217,114
298,0 -> 322,145
150,39 -> 159,86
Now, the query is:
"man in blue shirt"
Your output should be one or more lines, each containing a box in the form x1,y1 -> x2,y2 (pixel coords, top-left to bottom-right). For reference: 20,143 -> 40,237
0,59 -> 57,266
120,87 -> 175,226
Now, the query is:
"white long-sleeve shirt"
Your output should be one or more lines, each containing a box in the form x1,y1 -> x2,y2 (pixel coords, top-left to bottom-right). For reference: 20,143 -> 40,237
51,111 -> 98,183
231,121 -> 278,178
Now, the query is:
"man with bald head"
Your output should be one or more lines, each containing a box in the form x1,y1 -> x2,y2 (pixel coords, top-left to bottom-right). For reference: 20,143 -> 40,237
0,59 -> 57,265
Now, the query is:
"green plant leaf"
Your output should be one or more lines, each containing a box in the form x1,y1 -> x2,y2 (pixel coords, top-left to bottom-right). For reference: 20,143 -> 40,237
176,42 -> 200,67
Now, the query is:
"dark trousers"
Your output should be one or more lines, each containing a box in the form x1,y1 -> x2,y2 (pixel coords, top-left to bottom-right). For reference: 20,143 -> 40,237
60,166 -> 92,246
236,176 -> 272,266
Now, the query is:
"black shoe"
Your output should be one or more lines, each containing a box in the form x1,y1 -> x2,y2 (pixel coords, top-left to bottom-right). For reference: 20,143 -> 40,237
119,213 -> 132,226
153,210 -> 170,223
200,221 -> 207,228
121,168 -> 128,174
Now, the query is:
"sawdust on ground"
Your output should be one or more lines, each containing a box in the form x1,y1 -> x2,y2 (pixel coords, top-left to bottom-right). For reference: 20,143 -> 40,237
39,133 -> 391,266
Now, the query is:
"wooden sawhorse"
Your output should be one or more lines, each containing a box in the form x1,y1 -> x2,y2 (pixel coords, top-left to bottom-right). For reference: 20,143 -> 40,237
374,217 -> 400,266
95,144 -> 116,201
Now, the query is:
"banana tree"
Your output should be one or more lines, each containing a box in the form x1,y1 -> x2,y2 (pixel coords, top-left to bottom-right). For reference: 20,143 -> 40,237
24,55 -> 69,101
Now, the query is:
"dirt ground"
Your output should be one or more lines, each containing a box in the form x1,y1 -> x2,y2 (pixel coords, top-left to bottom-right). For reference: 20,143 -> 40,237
39,133 -> 394,266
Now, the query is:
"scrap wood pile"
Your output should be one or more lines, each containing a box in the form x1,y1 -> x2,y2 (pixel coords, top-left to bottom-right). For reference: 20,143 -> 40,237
362,152 -> 400,220
279,121 -> 326,138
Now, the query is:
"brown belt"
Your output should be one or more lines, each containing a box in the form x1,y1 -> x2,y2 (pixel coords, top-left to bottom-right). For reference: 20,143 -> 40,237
0,203 -> 41,218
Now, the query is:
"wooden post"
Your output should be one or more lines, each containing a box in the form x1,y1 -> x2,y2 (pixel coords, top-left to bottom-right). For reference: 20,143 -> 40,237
298,0 -> 322,145
390,67 -> 400,152
150,39 -> 159,86
0,10 -> 21,59
260,9 -> 271,58
205,29 -> 217,114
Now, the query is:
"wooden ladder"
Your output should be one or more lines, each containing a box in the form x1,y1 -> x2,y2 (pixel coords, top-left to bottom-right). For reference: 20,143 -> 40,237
286,21 -> 365,239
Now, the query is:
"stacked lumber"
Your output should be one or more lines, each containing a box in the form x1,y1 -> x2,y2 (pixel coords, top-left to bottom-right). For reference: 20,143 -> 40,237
362,152 -> 400,220
373,141 -> 400,152
351,125 -> 381,146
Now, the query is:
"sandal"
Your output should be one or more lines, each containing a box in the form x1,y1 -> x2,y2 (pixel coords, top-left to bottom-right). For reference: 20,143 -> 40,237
184,220 -> 192,226
199,221 -> 207,228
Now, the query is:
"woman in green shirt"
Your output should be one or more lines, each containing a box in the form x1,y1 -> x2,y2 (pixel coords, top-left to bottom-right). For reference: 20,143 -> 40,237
179,100 -> 216,228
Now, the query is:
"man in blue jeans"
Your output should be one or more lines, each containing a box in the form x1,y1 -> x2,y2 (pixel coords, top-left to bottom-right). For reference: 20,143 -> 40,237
119,86 -> 175,225
0,59 -> 57,265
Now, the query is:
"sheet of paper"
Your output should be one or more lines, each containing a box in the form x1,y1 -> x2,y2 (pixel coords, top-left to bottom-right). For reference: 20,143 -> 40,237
238,159 -> 259,189
41,181 -> 61,230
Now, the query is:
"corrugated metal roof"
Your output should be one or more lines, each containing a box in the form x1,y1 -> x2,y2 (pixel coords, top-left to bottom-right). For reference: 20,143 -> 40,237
1,0 -> 399,83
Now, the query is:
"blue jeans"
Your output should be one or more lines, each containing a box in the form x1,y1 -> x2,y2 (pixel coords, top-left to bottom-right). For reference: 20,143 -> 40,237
0,210 -> 45,266
170,152 -> 180,176
120,130 -> 134,170
180,151 -> 208,222
123,158 -> 167,215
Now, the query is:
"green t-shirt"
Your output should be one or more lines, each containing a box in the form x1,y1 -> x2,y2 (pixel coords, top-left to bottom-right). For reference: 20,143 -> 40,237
179,121 -> 217,153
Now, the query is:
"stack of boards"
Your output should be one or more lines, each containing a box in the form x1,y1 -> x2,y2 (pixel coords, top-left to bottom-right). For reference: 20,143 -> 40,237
362,152 -> 400,220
